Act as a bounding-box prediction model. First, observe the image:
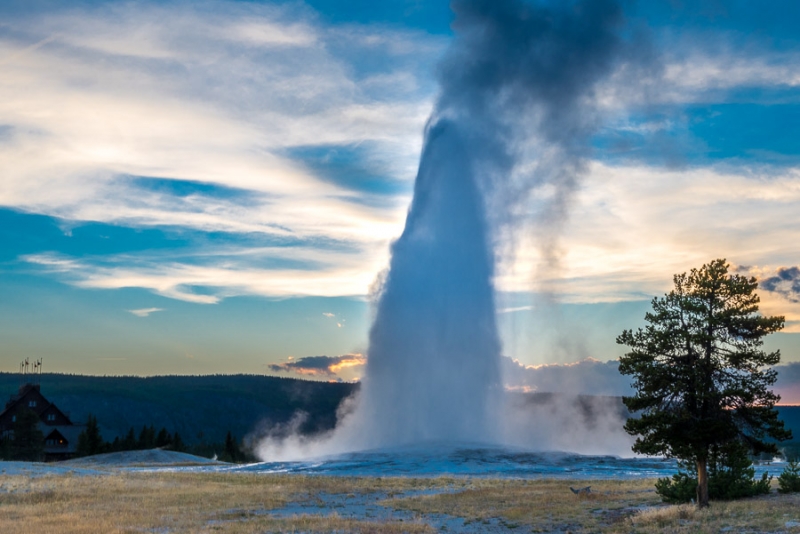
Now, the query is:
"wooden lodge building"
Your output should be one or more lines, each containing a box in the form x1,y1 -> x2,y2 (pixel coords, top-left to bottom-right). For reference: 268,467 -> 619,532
0,382 -> 83,461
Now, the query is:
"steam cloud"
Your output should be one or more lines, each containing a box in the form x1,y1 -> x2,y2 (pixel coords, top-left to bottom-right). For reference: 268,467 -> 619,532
257,0 -> 652,459
502,357 -> 634,397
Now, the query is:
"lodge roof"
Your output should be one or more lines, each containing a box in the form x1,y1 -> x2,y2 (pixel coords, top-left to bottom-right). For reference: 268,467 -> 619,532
0,382 -> 75,431
1,382 -> 83,459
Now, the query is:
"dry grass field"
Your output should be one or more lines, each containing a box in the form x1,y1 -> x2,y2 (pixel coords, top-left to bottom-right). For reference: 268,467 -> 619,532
1,471 -> 800,533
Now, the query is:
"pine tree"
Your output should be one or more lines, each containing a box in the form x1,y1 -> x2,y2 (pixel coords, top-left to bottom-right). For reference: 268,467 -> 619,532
10,408 -> 45,461
138,424 -> 156,449
618,259 -> 792,508
171,432 -> 186,452
123,427 -> 137,450
778,459 -> 800,494
156,427 -> 171,448
223,431 -> 239,463
76,414 -> 105,457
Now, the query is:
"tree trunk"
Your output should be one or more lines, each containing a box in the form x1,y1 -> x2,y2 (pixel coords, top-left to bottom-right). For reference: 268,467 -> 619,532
696,458 -> 710,508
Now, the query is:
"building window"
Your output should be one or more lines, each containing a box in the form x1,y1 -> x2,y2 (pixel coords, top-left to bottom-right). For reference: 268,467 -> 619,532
11,415 -> 16,422
47,414 -> 56,421
28,400 -> 36,407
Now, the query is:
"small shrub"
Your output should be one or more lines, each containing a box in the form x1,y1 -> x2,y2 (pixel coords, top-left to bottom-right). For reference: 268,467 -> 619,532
655,469 -> 696,504
777,459 -> 800,494
656,443 -> 771,503
708,443 -> 771,500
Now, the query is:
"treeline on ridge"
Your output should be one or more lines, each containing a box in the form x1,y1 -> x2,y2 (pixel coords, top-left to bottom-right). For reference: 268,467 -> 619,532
75,415 -> 255,463
0,373 -> 356,446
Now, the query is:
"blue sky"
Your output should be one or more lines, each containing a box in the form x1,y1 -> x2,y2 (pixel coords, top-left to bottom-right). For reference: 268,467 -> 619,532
2,0 -> 800,395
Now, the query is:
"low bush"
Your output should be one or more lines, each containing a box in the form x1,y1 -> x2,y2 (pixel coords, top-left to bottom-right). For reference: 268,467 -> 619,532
777,459 -> 800,494
656,442 -> 771,503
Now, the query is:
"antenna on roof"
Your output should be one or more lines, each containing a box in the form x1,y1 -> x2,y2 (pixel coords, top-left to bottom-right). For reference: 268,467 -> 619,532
19,358 -> 29,387
17,358 -> 42,386
33,359 -> 42,385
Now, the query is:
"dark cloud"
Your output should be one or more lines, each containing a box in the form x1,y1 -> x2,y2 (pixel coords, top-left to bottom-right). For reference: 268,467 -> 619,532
760,266 -> 800,303
268,354 -> 365,378
501,356 -> 634,397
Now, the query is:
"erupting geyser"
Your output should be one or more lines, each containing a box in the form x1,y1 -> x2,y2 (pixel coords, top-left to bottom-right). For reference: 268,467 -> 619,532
342,0 -> 644,451
354,120 -> 503,447
257,0 -> 653,459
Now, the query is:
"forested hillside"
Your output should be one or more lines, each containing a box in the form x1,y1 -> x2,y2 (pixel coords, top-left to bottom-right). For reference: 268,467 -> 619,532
1,373 -> 798,454
0,373 -> 355,445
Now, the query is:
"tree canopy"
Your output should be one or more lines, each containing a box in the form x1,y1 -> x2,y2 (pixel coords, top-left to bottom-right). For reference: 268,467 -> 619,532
618,259 -> 791,507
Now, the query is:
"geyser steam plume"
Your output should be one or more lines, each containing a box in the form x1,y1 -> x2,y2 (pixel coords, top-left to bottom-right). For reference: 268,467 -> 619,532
348,0 -> 649,450
356,120 -> 503,447
257,0 -> 654,458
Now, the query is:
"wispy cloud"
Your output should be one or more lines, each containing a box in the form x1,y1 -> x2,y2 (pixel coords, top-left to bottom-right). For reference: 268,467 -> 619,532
18,158 -> 800,321
0,1 -> 438,283
662,52 -> 800,94
593,34 -> 800,112
2,0 -> 800,320
494,162 -> 800,329
497,305 -> 534,314
23,244 -> 385,302
127,307 -> 164,318
321,312 -> 345,327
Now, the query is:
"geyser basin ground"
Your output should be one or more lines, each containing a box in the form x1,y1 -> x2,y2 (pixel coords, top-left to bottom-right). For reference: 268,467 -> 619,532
233,444 -> 683,479
2,461 -> 800,534
2,445 -> 780,480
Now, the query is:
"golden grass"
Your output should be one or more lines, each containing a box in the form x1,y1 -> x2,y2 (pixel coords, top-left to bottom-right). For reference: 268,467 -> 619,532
0,472 -> 452,533
2,472 -> 800,533
384,477 -> 661,531
624,492 -> 800,533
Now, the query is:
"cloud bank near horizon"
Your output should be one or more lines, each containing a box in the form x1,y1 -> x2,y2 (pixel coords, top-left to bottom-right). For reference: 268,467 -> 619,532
265,353 -> 800,405
268,353 -> 365,380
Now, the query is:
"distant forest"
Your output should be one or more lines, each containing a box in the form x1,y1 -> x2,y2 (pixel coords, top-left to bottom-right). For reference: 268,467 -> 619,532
1,373 -> 798,456
0,373 -> 355,446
